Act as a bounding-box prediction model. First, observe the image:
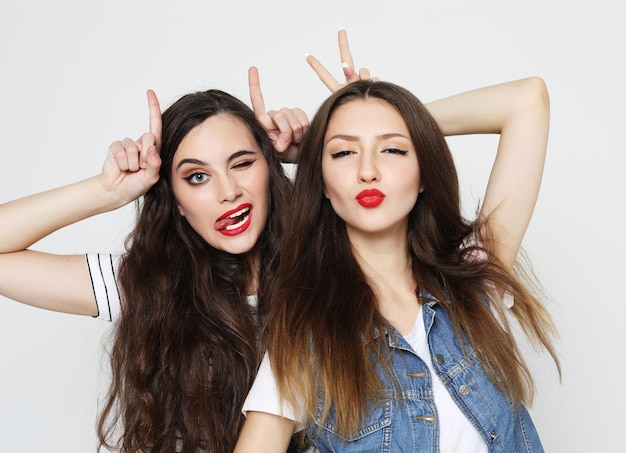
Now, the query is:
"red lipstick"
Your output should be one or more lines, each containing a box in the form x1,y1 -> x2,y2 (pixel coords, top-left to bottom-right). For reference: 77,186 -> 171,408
214,203 -> 253,236
356,189 -> 385,207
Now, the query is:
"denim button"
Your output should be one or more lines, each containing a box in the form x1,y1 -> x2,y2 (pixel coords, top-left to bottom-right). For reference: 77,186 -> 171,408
435,354 -> 444,364
415,415 -> 436,423
459,384 -> 470,396
406,371 -> 427,378
490,432 -> 499,443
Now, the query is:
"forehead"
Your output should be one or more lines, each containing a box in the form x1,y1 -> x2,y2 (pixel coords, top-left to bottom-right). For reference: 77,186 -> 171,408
325,98 -> 409,138
174,113 -> 260,162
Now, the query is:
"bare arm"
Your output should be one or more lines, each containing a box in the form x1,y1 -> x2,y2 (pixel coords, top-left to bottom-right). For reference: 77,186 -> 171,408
234,411 -> 295,453
0,177 -> 128,316
425,77 -> 550,269
0,91 -> 162,315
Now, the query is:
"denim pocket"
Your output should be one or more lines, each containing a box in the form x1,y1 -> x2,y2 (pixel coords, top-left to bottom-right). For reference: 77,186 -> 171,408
313,398 -> 392,450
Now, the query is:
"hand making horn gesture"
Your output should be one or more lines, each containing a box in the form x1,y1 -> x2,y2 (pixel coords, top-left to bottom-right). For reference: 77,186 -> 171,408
248,66 -> 309,164
100,90 -> 163,206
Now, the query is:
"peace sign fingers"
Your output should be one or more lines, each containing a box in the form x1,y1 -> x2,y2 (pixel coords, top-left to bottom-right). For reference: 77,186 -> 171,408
307,29 -> 375,93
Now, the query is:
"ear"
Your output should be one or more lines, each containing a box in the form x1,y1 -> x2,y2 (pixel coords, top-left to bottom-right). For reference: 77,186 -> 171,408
177,204 -> 186,216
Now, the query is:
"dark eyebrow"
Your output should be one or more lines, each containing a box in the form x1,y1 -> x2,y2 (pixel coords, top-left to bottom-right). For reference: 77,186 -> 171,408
175,150 -> 257,171
176,158 -> 207,170
325,134 -> 358,145
228,150 -> 257,162
325,133 -> 409,145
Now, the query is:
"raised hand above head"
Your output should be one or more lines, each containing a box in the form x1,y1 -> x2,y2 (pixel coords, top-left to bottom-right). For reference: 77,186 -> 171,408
0,89 -> 165,315
100,89 -> 162,206
248,66 -> 308,164
307,28 -> 376,93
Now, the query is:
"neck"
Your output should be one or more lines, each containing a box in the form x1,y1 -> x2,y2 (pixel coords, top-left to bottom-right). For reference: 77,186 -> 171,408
348,223 -> 420,334
243,247 -> 261,296
348,225 -> 414,296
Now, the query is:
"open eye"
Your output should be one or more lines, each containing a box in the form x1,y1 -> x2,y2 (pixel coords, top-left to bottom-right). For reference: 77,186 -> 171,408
184,172 -> 210,185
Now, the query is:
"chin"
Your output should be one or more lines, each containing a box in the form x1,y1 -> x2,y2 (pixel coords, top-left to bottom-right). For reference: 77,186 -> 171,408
223,245 -> 255,255
216,237 -> 259,256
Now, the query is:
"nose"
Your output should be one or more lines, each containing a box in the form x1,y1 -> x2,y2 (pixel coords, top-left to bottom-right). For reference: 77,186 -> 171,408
358,152 -> 380,183
216,174 -> 242,203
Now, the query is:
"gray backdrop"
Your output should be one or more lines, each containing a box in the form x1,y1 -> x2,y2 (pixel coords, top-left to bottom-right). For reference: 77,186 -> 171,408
1,1 -> 623,451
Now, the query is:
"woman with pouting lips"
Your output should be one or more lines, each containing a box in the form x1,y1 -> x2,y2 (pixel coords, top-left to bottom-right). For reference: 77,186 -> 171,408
235,51 -> 560,451
0,71 -> 308,451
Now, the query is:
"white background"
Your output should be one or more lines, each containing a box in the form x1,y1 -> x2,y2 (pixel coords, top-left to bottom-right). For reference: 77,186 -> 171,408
0,1 -> 623,451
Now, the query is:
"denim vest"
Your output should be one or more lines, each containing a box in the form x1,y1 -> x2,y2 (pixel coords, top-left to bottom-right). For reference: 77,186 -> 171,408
305,297 -> 544,452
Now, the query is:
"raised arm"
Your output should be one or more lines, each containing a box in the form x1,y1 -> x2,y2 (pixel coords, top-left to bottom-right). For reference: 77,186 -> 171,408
0,90 -> 162,315
306,30 -> 549,268
425,77 -> 550,269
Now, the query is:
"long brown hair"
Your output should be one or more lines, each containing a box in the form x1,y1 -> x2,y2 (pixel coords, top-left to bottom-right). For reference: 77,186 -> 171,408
97,90 -> 292,452
266,80 -> 559,438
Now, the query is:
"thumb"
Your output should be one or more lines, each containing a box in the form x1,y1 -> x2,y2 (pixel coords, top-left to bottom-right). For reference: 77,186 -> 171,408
143,145 -> 162,185
275,131 -> 292,152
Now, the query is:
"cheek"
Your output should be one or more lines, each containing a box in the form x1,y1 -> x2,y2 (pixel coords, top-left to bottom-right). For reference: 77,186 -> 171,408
399,160 -> 421,193
259,166 -> 271,196
172,183 -> 207,220
321,168 -> 343,200
171,182 -> 186,216
321,159 -> 333,199
322,177 -> 329,199
250,167 -> 271,209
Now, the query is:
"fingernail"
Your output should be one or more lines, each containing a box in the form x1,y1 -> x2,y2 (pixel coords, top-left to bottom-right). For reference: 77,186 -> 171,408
339,25 -> 345,31
342,63 -> 354,77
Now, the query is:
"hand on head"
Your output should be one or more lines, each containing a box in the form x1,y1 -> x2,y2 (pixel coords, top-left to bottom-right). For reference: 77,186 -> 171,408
248,66 -> 309,163
100,90 -> 162,204
307,28 -> 378,93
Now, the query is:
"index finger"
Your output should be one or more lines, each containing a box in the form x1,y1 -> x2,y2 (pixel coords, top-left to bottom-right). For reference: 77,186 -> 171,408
248,66 -> 267,117
146,89 -> 162,148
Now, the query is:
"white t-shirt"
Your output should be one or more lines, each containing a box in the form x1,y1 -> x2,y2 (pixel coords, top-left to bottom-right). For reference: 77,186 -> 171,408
86,253 -> 123,322
404,306 -> 487,453
243,306 -> 489,452
243,352 -> 305,429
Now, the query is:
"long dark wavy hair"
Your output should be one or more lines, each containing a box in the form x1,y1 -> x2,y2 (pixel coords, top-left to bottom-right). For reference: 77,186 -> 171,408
266,80 -> 560,438
97,90 -> 292,452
